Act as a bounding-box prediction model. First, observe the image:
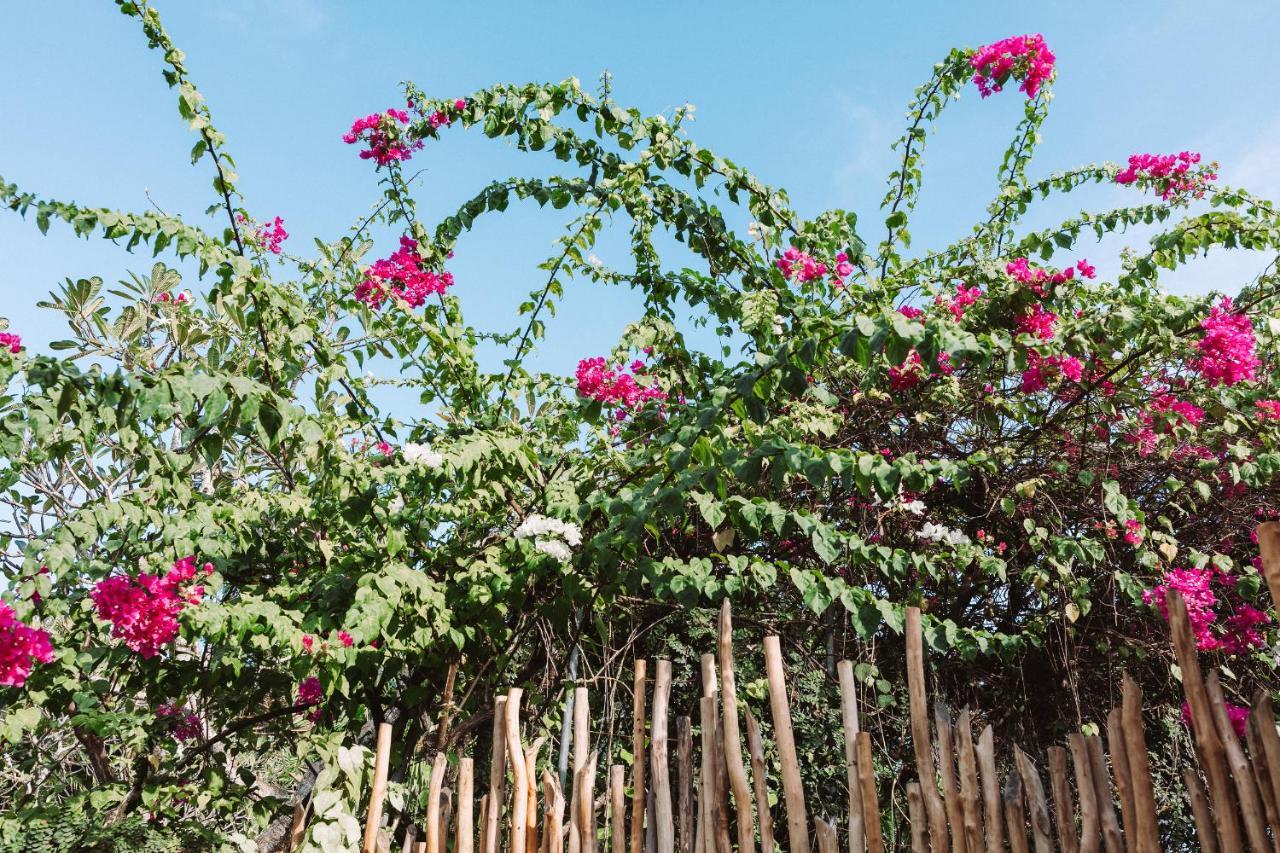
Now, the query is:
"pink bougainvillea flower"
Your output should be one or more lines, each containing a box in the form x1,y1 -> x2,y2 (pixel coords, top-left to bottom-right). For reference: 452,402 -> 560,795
338,630 -> 354,647
1192,298 -> 1259,387
888,350 -> 925,391
355,237 -> 454,310
1182,700 -> 1249,739
91,556 -> 211,658
156,704 -> 203,742
1020,350 -> 1083,393
936,284 -> 982,321
1115,151 -> 1217,201
343,108 -> 423,165
0,332 -> 21,354
970,34 -> 1056,99
576,356 -> 667,417
776,247 -> 827,283
0,601 -> 53,688
1015,303 -> 1058,340
297,676 -> 323,708
238,214 -> 288,254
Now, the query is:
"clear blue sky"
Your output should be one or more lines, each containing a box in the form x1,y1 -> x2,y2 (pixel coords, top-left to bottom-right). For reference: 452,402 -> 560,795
3,0 -> 1278,381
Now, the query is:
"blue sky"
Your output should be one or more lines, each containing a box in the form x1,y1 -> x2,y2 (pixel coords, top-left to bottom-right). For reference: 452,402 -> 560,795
3,0 -> 1279,382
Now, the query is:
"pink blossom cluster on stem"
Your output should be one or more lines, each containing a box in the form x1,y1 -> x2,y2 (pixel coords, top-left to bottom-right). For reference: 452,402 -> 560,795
776,248 -> 856,288
1193,297 -> 1259,387
156,704 -> 203,742
970,34 -> 1056,98
575,355 -> 667,417
1144,565 -> 1271,654
90,556 -> 212,658
1115,151 -> 1217,201
354,237 -> 455,310
0,600 -> 53,688
0,332 -> 20,354
238,214 -> 288,254
342,108 -> 423,165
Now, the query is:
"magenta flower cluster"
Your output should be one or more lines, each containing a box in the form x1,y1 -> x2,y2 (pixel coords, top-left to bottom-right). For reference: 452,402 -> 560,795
156,703 -> 203,742
91,556 -> 212,658
354,237 -> 455,310
0,600 -> 53,688
970,34 -> 1056,99
1019,349 -> 1083,393
0,332 -> 21,354
342,108 -> 422,166
1182,701 -> 1249,739
1006,256 -> 1095,297
240,214 -> 288,254
576,355 -> 667,416
776,248 -> 855,287
1115,151 -> 1217,201
1193,298 -> 1259,387
1144,566 -> 1271,654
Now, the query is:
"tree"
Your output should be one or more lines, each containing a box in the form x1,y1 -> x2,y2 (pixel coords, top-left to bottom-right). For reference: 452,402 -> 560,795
1,8 -> 1277,849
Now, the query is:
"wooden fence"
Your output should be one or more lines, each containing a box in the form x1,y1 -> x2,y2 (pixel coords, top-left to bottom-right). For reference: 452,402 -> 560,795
293,523 -> 1280,852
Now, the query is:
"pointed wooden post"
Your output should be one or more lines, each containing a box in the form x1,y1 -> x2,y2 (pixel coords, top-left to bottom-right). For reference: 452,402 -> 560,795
764,635 -> 810,853
1067,734 -> 1099,853
1120,676 -> 1159,853
1047,746 -> 1077,853
935,703 -> 966,853
1183,769 -> 1217,853
855,732 -> 884,853
1084,736 -> 1121,853
652,660 -> 675,853
837,660 -> 865,853
1205,672 -> 1270,852
1014,746 -> 1053,853
457,756 -> 475,853
676,716 -> 694,853
427,751 -> 449,853
611,765 -> 628,853
630,660 -> 649,853
527,738 -> 547,853
507,689 -> 531,853
1002,771 -> 1029,853
362,722 -> 394,853
485,697 -> 508,853
1168,590 -> 1243,852
976,726 -> 1002,853
956,709 -> 984,853
570,686 -> 591,853
744,708 -> 777,853
719,601 -> 755,853
906,608 -> 948,850
907,783 -> 928,853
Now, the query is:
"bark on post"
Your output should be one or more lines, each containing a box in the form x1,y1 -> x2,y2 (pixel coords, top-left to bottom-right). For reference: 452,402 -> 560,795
1120,676 -> 1159,853
507,689 -> 530,853
652,660 -> 675,853
362,722 -> 394,853
630,660 -> 650,853
719,601 -> 755,853
934,703 -> 966,853
837,660 -> 865,853
457,756 -> 475,853
485,697 -> 508,853
1205,672 -> 1270,852
955,709 -> 984,853
744,708 -> 777,853
1047,747 -> 1077,853
612,764 -> 628,853
764,635 -> 810,853
677,716 -> 694,853
976,726 -> 1003,853
906,608 -> 948,850
855,732 -> 883,853
427,751 -> 448,853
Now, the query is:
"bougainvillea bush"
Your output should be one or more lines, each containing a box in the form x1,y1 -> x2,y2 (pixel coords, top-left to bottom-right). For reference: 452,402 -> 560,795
2,3 -> 1279,849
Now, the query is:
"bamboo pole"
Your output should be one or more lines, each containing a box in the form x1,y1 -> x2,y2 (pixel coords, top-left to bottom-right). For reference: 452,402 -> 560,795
427,751 -> 449,853
652,659 -> 675,853
486,697 -> 508,853
1243,721 -> 1279,843
955,709 -> 984,853
815,818 -> 838,853
507,689 -> 531,853
1002,771 -> 1029,853
935,704 -> 966,853
1047,747 -> 1077,853
1014,746 -> 1053,853
744,708 -> 777,853
1068,734 -> 1099,853
612,765 -> 628,853
579,750 -> 600,853
700,656 -> 731,853
1120,676 -> 1159,853
1084,736 -> 1121,853
719,601 -> 755,853
571,686 -> 591,853
630,660 -> 650,853
1105,709 -> 1134,848
1184,769 -> 1217,853
1205,672 -> 1270,852
699,696 -> 730,853
1250,691 -> 1280,840
907,783 -> 928,853
764,635 -> 810,853
906,608 -> 948,850
286,802 -> 307,852
677,716 -> 694,853
837,660 -> 866,853
458,757 -> 475,853
855,732 -> 884,853
544,770 -> 566,853
1168,590 -> 1242,852
528,738 -> 547,853
1254,521 -> 1280,612
362,722 -> 394,853
976,726 -> 1002,853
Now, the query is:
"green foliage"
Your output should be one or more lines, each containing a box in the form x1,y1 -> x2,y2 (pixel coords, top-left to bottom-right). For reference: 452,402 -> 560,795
1,2 -> 1279,848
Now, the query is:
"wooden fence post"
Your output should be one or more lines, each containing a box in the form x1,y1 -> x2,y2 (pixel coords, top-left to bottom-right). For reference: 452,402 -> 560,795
719,601 -> 755,853
362,721 -> 394,853
837,660 -> 866,853
652,660 -> 675,853
630,660 -> 649,853
906,608 -> 948,850
764,635 -> 810,853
